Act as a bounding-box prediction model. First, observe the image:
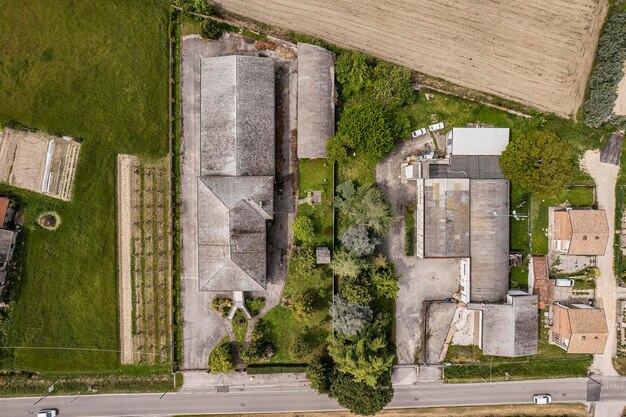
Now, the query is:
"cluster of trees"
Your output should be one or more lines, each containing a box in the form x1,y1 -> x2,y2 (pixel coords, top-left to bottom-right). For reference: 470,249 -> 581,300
304,180 -> 397,415
327,52 -> 414,163
583,11 -> 626,129
174,0 -> 221,17
500,130 -> 575,196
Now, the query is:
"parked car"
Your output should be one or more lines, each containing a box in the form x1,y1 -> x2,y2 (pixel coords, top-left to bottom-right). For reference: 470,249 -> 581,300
428,122 -> 445,132
532,394 -> 551,404
555,278 -> 575,287
411,128 -> 428,138
38,409 -> 59,417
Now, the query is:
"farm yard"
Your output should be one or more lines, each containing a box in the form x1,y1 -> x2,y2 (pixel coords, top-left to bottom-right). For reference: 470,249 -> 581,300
117,155 -> 172,366
216,0 -> 607,116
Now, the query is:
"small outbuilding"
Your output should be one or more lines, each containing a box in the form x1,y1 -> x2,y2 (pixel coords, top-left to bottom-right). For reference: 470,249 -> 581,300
447,128 -> 510,156
470,290 -> 538,357
316,247 -> 331,264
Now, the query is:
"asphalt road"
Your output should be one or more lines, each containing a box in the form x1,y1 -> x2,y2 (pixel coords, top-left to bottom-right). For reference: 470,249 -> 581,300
3,377 -> 626,417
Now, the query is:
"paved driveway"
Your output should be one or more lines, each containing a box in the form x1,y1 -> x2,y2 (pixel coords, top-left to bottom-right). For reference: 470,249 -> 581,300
581,150 -> 619,376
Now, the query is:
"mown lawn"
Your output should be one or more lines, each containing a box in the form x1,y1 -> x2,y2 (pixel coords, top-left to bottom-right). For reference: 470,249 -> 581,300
444,312 -> 592,382
0,0 -> 169,372
297,159 -> 334,247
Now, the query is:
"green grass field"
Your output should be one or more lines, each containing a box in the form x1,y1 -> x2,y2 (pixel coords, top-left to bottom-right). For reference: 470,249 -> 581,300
0,0 -> 169,372
297,159 -> 334,247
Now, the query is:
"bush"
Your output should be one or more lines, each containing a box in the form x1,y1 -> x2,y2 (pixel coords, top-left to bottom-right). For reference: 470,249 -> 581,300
288,331 -> 313,360
246,364 -> 308,374
211,297 -> 232,318
290,246 -> 316,276
330,295 -> 372,337
332,101 -> 395,162
584,11 -> 626,129
200,19 -> 224,40
330,249 -> 363,278
335,51 -> 371,99
340,224 -> 377,257
340,274 -> 373,304
500,130 -> 575,196
337,184 -> 395,235
293,216 -> 316,245
209,340 -> 235,373
243,321 -> 274,364
290,292 -> 314,320
329,372 -> 394,416
306,354 -> 334,394
370,266 -> 399,299
245,297 -> 265,317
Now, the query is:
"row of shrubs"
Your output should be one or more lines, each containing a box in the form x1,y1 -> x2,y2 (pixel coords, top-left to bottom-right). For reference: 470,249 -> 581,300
583,10 -> 626,129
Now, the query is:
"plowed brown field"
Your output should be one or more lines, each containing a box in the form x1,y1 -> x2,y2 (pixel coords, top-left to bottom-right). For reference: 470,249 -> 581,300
220,0 -> 607,116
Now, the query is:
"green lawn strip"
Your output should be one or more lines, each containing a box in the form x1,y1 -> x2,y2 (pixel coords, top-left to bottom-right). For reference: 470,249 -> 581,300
0,0 -> 169,372
405,203 -> 415,256
530,186 -> 595,255
298,159 -> 334,246
510,264 -> 529,290
232,311 -> 248,349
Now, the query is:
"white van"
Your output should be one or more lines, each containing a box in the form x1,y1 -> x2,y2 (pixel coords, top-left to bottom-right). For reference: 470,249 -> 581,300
555,278 -> 575,287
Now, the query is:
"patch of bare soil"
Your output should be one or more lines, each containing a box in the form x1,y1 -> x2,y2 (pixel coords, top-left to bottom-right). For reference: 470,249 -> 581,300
218,0 -> 607,116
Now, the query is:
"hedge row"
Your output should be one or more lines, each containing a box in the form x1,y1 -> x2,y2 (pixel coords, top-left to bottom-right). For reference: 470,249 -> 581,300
246,364 -> 307,374
583,11 -> 626,129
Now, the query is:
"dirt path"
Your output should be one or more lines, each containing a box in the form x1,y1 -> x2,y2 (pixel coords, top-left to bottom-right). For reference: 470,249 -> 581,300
580,150 -> 619,376
218,0 -> 606,116
116,154 -> 136,365
615,62 -> 626,116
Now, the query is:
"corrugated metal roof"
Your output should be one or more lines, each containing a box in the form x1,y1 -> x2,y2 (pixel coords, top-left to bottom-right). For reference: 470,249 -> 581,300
451,128 -> 510,156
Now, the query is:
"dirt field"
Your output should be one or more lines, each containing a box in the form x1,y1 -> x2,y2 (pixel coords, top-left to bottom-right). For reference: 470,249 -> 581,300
219,0 -> 607,116
615,62 -> 626,116
175,403 -> 590,417
0,127 -> 80,200
117,154 -> 172,365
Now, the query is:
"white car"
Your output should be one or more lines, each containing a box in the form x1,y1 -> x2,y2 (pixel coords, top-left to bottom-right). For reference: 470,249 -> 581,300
411,128 -> 427,138
428,122 -> 445,132
38,409 -> 59,417
532,394 -> 552,404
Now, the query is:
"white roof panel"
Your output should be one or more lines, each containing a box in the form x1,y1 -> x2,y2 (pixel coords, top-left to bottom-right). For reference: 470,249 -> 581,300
451,128 -> 510,156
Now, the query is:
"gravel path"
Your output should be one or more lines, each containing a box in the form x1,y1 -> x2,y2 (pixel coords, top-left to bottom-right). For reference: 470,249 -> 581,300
581,150 -> 619,376
116,154 -> 136,365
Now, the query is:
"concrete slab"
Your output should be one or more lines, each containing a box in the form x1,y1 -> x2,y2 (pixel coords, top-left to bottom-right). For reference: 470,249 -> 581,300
600,132 -> 623,166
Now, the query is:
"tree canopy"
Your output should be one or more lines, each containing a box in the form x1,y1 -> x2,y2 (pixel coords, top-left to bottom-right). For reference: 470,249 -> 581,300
331,295 -> 372,337
340,224 -> 377,257
330,372 -> 394,416
293,216 -> 316,245
500,130 -> 575,195
209,340 -> 234,373
330,249 -> 363,279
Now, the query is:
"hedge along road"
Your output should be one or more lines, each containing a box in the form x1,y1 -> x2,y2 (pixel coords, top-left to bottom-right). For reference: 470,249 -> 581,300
217,0 -> 607,117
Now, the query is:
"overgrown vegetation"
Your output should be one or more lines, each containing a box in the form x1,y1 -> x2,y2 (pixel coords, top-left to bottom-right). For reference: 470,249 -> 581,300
209,338 -> 235,374
583,10 -> 626,129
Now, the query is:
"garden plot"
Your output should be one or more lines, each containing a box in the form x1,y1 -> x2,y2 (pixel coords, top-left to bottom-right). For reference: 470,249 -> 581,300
0,127 -> 80,200
117,155 -> 172,365
218,0 -> 606,116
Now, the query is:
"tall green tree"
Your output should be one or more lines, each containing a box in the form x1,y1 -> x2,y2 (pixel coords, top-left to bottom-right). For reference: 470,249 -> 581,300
329,372 -> 394,415
330,249 -> 364,278
500,130 -> 575,196
336,51 -> 371,99
328,326 -> 394,387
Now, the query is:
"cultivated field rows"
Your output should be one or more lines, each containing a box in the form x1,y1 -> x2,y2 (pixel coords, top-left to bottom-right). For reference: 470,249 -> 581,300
218,0 -> 607,116
117,155 -> 172,366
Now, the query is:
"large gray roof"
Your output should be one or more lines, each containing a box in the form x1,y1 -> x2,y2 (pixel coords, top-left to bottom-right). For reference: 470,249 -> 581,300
424,178 -> 470,258
0,229 -> 16,270
200,55 -> 275,176
196,55 -> 276,292
197,177 -> 273,292
470,292 -> 538,357
297,43 -> 335,159
469,180 -> 510,303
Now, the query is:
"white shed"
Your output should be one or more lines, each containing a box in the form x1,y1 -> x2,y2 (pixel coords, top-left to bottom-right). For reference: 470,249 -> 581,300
450,128 -> 510,156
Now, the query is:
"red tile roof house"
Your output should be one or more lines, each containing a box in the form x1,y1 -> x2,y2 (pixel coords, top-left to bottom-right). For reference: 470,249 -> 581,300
550,208 -> 609,256
549,304 -> 608,354
0,197 -> 9,228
